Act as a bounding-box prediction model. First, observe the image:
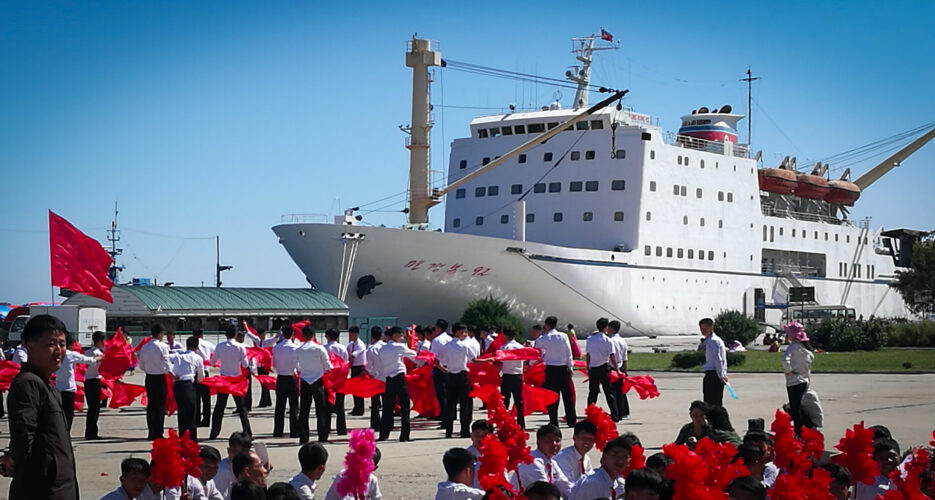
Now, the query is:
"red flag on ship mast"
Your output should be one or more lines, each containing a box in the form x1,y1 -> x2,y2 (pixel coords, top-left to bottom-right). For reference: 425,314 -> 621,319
600,29 -> 613,42
49,210 -> 114,303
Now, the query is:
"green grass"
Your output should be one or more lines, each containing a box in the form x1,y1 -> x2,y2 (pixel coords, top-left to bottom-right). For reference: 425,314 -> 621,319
628,348 -> 935,373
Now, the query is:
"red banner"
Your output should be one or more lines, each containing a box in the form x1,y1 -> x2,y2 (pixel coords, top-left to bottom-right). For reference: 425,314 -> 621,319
49,210 -> 114,302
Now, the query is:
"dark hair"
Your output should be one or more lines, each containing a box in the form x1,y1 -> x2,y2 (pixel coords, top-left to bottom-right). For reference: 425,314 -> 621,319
619,431 -> 642,447
502,327 -> 516,339
121,457 -> 151,476
325,328 -> 340,341
471,420 -> 493,433
544,316 -> 558,329
726,476 -> 766,499
442,447 -> 476,479
699,318 -> 714,327
820,462 -> 851,484
604,436 -> 633,454
536,424 -> 562,440
151,324 -> 166,337
200,445 -> 222,463
22,314 -> 67,343
646,452 -> 673,472
737,443 -> 764,465
370,326 -> 383,339
523,481 -> 561,500
531,324 -> 542,331
870,424 -> 893,441
595,318 -> 609,330
187,336 -> 200,351
65,334 -> 75,347
607,320 -> 621,332
224,325 -> 237,339
232,450 -> 255,478
302,326 -> 314,340
231,479 -> 267,500
192,328 -> 204,338
281,325 -> 293,339
704,405 -> 734,432
689,400 -> 707,413
92,331 -> 106,344
373,447 -> 382,466
298,442 -> 328,471
229,431 -> 254,450
436,319 -> 449,332
873,438 -> 900,456
348,326 -> 360,334
573,420 -> 598,436
625,468 -> 663,494
385,326 -> 402,337
452,322 -> 467,333
266,482 -> 300,500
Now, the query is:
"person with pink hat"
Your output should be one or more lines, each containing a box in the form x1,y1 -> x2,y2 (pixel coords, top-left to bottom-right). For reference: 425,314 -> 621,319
781,321 -> 815,430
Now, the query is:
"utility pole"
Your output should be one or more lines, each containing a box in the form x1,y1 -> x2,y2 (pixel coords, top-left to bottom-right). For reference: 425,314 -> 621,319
216,236 -> 232,287
740,68 -> 760,146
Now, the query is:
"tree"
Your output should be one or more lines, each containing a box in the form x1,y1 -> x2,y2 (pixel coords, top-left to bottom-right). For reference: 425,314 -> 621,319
713,310 -> 759,346
891,238 -> 935,316
460,295 -> 526,339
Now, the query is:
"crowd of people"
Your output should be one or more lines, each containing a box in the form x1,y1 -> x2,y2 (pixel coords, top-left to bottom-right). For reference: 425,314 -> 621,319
0,314 -> 932,500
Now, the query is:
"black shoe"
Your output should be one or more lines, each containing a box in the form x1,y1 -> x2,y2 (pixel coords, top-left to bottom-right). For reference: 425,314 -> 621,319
209,433 -> 219,440
399,437 -> 412,442
445,432 -> 453,439
85,435 -> 102,441
460,431 -> 471,438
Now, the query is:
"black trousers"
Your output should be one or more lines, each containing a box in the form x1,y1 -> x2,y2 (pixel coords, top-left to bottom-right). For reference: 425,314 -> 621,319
431,367 -> 448,419
501,373 -> 525,428
244,373 -> 253,411
544,365 -> 576,427
587,364 -> 619,420
787,382 -> 808,430
197,375 -> 211,427
210,391 -> 252,439
145,374 -> 167,440
612,379 -> 630,417
380,373 -> 410,440
350,365 -> 366,414
257,367 -> 272,407
61,390 -> 76,431
85,378 -> 102,439
331,392 -> 347,435
444,371 -> 473,437
299,379 -> 330,443
703,370 -> 725,407
273,375 -> 299,437
369,392 -> 382,431
174,380 -> 198,441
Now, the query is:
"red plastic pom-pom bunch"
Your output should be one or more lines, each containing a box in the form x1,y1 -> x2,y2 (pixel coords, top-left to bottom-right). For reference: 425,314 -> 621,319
881,446 -> 932,500
623,444 -> 645,477
584,404 -> 619,451
663,438 -> 747,500
150,429 -> 201,489
831,421 -> 880,486
335,429 -> 377,499
472,383 -> 532,498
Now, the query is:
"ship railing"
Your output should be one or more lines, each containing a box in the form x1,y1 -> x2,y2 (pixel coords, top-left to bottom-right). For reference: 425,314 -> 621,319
406,38 -> 440,53
671,134 -> 749,158
280,213 -> 328,224
760,203 -> 845,225
761,262 -> 822,277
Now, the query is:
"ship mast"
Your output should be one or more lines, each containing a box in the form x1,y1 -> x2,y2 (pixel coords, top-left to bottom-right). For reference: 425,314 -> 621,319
107,201 -> 125,282
567,35 -> 618,108
740,68 -> 760,145
405,37 -> 442,226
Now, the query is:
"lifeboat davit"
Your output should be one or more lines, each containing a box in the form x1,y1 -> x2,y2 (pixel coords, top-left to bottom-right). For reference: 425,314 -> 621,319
825,179 -> 861,205
795,174 -> 830,200
757,168 -> 797,194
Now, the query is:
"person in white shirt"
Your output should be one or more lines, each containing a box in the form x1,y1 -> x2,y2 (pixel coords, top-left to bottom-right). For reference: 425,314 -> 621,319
165,332 -> 185,352
607,320 -> 630,419
699,317 -> 728,407
465,420 -> 492,489
855,438 -> 900,500
209,325 -> 253,440
513,425 -> 574,497
568,436 -> 633,500
289,441 -> 328,500
54,334 -> 102,432
100,458 -> 151,500
535,316 -> 576,427
585,318 -> 620,422
437,323 -> 477,439
554,421 -> 596,484
324,447 -> 384,500
172,336 -> 206,441
84,331 -> 106,440
11,343 -> 28,365
435,447 -> 485,500
272,325 -> 300,438
346,325 -> 368,416
139,324 -> 173,440
491,328 -> 526,430
782,321 -> 815,430
324,328 -> 349,436
138,471 -> 206,500
365,326 -> 386,431
213,432 -> 253,499
479,326 -> 497,353
622,468 -> 665,500
430,319 -> 453,422
464,330 -> 482,359
192,329 -> 215,427
296,327 -> 333,444
196,445 -> 225,500
378,326 -> 417,442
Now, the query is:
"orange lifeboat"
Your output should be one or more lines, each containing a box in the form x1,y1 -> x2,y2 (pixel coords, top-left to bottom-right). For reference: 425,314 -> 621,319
757,168 -> 797,194
795,174 -> 830,200
825,179 -> 861,205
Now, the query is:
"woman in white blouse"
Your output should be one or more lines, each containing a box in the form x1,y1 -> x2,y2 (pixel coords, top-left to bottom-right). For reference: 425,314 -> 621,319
781,322 -> 815,429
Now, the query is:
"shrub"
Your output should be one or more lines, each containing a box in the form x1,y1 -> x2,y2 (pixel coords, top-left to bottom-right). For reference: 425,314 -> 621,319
885,321 -> 935,347
806,318 -> 887,352
714,310 -> 759,346
670,350 -> 746,369
460,295 -> 526,341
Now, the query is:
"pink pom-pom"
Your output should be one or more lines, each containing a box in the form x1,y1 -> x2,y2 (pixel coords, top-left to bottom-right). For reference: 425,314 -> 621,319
335,429 -> 377,498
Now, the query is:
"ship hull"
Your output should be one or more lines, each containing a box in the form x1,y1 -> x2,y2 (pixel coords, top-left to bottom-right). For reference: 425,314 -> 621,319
273,223 -> 908,336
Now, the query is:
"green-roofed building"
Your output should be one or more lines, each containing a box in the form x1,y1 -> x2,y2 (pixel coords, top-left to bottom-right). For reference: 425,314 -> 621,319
63,285 -> 348,335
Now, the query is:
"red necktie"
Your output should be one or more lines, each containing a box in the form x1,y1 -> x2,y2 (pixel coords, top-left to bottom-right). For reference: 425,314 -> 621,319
610,486 -> 617,500
546,462 -> 553,483
579,456 -> 585,476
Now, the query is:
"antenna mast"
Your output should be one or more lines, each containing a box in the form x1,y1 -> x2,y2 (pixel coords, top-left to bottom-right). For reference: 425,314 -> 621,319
107,201 -> 125,282
567,32 -> 618,108
216,236 -> 232,287
740,68 -> 760,145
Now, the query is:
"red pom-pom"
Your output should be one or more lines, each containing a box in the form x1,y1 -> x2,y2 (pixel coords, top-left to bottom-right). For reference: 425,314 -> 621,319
584,404 -> 618,451
831,422 -> 879,485
335,429 -> 376,498
623,444 -> 645,476
150,430 -> 185,488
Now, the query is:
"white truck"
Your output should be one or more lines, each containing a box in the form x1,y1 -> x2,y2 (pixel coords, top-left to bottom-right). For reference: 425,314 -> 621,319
19,305 -> 107,347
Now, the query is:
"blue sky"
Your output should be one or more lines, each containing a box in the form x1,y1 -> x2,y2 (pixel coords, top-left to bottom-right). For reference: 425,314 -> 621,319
1,1 -> 933,304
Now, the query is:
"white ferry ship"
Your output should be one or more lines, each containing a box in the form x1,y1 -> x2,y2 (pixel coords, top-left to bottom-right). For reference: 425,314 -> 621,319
273,36 -> 933,335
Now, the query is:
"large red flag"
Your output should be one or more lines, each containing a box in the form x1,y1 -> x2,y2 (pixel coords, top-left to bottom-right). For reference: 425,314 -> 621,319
49,210 -> 114,302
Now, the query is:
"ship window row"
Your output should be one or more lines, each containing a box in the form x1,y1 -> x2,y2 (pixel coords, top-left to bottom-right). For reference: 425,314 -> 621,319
762,225 -> 869,245
458,148 -> 627,170
838,262 -> 875,279
452,210 -> 626,228
475,119 -> 605,139
644,245 -> 717,261
456,179 -> 626,199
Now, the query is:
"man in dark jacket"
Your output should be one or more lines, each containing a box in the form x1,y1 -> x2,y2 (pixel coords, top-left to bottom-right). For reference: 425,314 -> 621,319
0,314 -> 79,499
